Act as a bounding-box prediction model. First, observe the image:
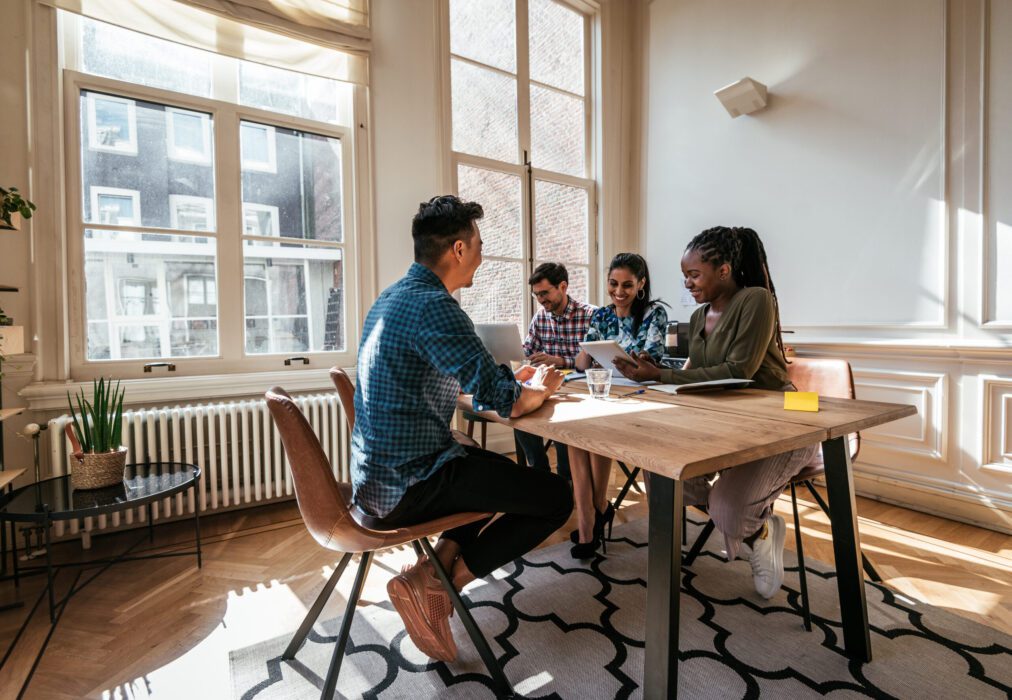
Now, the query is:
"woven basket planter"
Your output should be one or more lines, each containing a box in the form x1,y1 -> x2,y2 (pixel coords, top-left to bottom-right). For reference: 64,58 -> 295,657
71,447 -> 127,490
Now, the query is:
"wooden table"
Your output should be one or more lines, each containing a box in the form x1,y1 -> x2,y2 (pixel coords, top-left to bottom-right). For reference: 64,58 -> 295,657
459,386 -> 916,698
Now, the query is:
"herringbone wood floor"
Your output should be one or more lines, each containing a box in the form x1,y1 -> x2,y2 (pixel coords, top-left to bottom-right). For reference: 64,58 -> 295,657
0,468 -> 1009,700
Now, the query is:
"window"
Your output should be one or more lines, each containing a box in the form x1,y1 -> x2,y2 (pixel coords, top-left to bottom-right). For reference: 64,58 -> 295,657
166,107 -> 212,164
446,0 -> 596,334
240,122 -> 278,173
242,203 -> 280,237
90,186 -> 141,225
86,93 -> 138,154
63,13 -> 358,375
169,195 -> 215,232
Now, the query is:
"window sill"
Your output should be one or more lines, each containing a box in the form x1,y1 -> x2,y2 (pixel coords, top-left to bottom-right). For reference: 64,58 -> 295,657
20,366 -> 355,412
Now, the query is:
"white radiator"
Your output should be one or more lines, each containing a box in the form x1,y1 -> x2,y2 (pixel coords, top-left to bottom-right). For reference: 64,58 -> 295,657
47,393 -> 351,539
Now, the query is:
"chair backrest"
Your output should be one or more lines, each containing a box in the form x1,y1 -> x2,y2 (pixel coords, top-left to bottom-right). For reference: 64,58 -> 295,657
787,357 -> 860,461
329,367 -> 356,431
265,386 -> 377,552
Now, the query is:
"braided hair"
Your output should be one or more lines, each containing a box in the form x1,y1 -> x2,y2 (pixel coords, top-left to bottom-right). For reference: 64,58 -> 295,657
685,226 -> 788,362
608,252 -> 665,335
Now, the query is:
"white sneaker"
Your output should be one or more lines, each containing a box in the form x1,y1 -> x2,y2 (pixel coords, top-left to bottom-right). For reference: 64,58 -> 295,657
742,514 -> 786,599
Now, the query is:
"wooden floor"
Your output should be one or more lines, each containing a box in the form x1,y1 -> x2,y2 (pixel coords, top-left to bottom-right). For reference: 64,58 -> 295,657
0,468 -> 1009,700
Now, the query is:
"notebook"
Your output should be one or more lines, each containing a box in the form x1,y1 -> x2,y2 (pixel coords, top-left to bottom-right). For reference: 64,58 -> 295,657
649,378 -> 754,394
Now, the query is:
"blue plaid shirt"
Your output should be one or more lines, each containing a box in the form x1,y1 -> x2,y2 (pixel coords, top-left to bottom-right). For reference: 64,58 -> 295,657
350,263 -> 522,517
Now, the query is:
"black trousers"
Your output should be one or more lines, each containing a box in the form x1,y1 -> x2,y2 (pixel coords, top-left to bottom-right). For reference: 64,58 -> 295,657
514,430 -> 571,481
374,446 -> 573,578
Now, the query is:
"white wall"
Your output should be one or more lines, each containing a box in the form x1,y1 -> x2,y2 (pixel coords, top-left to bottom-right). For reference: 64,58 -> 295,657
644,0 -> 1012,532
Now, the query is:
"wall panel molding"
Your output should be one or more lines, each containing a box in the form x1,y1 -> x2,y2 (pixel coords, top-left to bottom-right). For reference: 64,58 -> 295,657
852,369 -> 948,468
982,377 -> 1012,474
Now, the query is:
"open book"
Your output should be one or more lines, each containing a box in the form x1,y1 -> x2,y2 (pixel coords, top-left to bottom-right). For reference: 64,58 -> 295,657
649,378 -> 754,394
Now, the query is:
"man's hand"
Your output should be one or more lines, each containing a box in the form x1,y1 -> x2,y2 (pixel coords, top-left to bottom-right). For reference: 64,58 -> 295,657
510,364 -> 565,417
528,351 -> 565,368
614,352 -> 662,382
514,364 -> 537,382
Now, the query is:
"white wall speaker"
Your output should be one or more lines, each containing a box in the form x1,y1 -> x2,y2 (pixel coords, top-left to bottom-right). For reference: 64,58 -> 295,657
714,77 -> 768,118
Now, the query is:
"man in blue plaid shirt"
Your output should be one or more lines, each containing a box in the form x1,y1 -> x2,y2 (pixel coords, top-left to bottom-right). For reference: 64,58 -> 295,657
351,195 -> 573,662
516,262 -> 595,480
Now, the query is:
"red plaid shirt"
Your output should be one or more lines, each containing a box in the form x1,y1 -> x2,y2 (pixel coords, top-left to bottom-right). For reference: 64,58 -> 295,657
522,296 -> 596,369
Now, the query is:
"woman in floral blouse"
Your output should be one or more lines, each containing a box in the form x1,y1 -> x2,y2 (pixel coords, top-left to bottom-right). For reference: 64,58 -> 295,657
569,253 -> 668,558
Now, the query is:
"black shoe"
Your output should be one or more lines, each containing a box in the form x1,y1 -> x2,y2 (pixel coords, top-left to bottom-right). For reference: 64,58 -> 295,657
569,503 -> 617,544
570,533 -> 603,559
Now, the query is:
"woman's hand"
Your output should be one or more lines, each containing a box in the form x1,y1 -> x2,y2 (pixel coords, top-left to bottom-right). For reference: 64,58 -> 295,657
613,352 -> 662,382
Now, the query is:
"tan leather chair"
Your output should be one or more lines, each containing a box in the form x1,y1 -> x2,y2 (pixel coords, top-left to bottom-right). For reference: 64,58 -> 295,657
683,358 -> 878,632
266,384 -> 511,698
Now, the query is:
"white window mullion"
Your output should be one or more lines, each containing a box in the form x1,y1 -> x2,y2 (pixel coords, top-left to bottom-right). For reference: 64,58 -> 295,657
215,108 -> 244,364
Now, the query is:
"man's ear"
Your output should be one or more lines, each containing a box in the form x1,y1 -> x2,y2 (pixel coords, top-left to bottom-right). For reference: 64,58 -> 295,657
559,280 -> 568,295
451,238 -> 465,262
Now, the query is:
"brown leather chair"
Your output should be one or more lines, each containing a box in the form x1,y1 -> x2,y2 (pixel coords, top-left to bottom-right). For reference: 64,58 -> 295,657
683,358 -> 879,631
265,385 -> 511,698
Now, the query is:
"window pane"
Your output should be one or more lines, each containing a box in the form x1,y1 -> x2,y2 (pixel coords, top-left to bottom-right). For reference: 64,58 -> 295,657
534,180 -> 589,264
239,61 -> 353,126
242,242 -> 344,354
80,16 -> 212,98
451,59 -> 518,163
529,0 -> 585,95
449,0 -> 516,73
457,165 -> 522,258
537,261 -> 589,305
84,230 -> 218,360
81,91 -> 216,230
241,122 -> 344,242
460,259 -> 524,333
530,85 -> 585,177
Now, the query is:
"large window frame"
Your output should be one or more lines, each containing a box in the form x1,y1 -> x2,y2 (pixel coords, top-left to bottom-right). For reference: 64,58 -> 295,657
63,69 -> 360,379
442,0 -> 599,335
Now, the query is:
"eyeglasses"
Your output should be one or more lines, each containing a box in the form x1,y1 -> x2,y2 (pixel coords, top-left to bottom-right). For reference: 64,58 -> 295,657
531,289 -> 555,300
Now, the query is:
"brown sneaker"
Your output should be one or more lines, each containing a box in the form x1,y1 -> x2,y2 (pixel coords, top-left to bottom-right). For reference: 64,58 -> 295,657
387,561 -> 457,662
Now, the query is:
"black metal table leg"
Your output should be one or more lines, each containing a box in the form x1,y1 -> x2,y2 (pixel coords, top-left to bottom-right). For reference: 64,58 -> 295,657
644,474 -> 683,699
193,487 -> 202,569
822,436 -> 871,662
147,503 -> 154,543
44,519 -> 55,623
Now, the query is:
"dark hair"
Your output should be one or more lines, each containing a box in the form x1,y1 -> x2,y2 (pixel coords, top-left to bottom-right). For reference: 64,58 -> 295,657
608,252 -> 664,335
528,262 -> 569,287
685,226 -> 788,362
411,195 -> 484,265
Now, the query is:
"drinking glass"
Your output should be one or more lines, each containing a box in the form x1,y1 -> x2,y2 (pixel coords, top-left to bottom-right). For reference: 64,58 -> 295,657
586,368 -> 612,399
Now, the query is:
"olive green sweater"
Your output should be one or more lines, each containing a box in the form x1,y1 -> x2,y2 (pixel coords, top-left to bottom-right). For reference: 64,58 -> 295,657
658,287 -> 791,391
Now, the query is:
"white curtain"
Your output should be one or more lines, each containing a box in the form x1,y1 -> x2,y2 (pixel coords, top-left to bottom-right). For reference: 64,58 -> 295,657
39,0 -> 369,84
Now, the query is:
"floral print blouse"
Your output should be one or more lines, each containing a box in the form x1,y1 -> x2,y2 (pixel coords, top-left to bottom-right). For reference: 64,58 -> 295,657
584,302 -> 668,362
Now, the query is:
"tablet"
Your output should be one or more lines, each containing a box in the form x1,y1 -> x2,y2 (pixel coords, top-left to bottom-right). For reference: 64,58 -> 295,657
579,340 -> 638,373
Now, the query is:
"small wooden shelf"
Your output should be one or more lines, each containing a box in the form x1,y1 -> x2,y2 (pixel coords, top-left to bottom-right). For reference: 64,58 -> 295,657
0,407 -> 24,422
0,468 -> 26,491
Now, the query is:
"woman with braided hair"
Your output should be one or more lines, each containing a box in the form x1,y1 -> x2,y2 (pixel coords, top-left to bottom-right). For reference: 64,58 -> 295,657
614,226 -> 818,599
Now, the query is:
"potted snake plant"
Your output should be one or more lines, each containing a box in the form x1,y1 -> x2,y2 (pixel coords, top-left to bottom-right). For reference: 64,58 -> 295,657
1,186 -> 37,231
67,378 -> 127,489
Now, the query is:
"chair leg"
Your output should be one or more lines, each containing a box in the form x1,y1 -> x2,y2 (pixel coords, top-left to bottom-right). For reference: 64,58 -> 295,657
284,552 -> 354,660
419,538 -> 512,698
804,480 -> 882,582
479,421 -> 487,450
682,507 -> 687,546
683,519 -> 715,566
321,552 -> 373,700
617,460 -> 643,494
612,465 -> 641,513
791,483 -> 812,632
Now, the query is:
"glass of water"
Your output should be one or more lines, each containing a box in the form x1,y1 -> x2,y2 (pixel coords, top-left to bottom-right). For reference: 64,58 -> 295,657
586,368 -> 612,399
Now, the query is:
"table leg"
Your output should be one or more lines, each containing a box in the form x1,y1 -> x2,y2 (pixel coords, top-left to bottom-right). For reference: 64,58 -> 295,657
147,503 -> 154,543
822,436 -> 871,662
193,488 -> 202,569
644,474 -> 683,699
44,520 -> 55,623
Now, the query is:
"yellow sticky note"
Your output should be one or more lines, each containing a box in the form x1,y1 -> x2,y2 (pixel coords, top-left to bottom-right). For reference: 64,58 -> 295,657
784,391 -> 819,412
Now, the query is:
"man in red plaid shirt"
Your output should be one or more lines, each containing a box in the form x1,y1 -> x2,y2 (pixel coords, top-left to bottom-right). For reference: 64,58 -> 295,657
518,263 -> 595,479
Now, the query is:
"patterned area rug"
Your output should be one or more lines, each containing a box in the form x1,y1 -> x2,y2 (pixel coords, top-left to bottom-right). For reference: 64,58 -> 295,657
230,517 -> 1012,699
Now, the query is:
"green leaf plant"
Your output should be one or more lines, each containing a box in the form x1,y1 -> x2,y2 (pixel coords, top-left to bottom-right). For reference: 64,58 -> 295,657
1,186 -> 37,229
67,378 -> 126,453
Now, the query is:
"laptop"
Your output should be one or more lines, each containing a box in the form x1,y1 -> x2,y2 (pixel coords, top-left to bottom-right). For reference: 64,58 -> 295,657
474,323 -> 525,366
